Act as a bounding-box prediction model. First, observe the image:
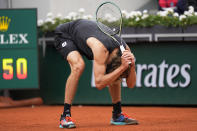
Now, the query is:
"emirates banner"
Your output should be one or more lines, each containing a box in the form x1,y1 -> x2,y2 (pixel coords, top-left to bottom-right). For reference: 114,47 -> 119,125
39,39 -> 197,105
89,43 -> 196,105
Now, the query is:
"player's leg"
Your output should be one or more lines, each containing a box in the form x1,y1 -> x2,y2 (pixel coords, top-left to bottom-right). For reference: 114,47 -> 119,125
108,80 -> 138,125
55,35 -> 85,128
65,51 -> 85,105
108,80 -> 121,104
108,80 -> 122,121
60,51 -> 85,129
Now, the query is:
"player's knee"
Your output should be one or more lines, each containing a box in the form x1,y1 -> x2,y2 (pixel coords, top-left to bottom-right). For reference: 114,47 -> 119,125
71,61 -> 85,75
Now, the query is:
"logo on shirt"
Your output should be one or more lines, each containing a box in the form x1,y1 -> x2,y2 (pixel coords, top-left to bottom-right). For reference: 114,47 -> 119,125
62,41 -> 67,47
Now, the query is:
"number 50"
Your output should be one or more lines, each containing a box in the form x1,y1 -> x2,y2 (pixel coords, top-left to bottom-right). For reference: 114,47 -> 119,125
3,58 -> 27,80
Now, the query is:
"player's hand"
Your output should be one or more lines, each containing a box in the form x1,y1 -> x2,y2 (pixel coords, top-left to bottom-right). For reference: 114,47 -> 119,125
121,50 -> 135,69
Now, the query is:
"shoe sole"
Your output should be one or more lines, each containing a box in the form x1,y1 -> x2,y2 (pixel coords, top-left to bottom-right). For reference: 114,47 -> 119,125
59,124 -> 76,129
110,120 -> 139,125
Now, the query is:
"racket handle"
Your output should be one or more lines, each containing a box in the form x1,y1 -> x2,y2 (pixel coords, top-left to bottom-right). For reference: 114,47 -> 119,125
120,45 -> 132,64
120,45 -> 125,53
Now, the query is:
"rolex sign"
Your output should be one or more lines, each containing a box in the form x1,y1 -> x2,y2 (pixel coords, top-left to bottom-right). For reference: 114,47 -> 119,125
0,9 -> 38,89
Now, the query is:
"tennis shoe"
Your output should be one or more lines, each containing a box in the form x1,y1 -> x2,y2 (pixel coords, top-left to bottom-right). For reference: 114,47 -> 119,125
110,113 -> 138,125
59,115 -> 76,128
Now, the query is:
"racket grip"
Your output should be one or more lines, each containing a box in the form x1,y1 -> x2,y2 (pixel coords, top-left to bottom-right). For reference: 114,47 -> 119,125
120,45 -> 125,53
120,45 -> 132,65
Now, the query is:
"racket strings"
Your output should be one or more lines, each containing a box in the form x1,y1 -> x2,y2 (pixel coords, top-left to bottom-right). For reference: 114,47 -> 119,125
97,22 -> 115,36
96,3 -> 122,35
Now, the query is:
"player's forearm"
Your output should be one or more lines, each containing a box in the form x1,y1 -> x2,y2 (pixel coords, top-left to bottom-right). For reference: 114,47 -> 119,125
95,66 -> 126,90
126,65 -> 136,88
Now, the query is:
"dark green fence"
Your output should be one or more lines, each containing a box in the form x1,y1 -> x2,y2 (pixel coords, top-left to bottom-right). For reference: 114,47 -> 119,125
39,42 -> 197,105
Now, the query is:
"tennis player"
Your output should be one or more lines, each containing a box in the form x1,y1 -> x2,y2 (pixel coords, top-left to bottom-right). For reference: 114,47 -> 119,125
54,19 -> 138,129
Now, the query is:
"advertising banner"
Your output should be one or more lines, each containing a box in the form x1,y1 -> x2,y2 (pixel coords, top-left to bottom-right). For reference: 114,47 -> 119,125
119,43 -> 196,105
88,43 -> 196,105
0,9 -> 39,89
40,42 -> 197,105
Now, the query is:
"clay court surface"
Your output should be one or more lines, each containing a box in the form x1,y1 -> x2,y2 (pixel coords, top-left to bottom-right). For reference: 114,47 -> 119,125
0,105 -> 197,131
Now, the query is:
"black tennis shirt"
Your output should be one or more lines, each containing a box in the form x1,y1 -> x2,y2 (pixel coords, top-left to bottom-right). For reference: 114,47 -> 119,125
54,19 -> 126,60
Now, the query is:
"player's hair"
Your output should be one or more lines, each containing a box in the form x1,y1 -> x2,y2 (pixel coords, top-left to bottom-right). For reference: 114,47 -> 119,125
106,49 -> 131,79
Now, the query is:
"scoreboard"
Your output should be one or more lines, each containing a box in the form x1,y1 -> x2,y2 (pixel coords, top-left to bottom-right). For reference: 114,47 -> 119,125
0,9 -> 39,89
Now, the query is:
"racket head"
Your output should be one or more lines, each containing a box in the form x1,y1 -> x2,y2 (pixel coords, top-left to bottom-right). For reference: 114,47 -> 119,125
96,1 -> 122,36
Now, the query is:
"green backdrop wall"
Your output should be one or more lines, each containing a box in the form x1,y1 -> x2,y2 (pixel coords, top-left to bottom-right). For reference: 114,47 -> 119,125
39,42 -> 197,105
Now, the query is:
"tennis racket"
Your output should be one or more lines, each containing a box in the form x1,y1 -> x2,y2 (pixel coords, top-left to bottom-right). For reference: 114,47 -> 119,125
96,1 -> 126,54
